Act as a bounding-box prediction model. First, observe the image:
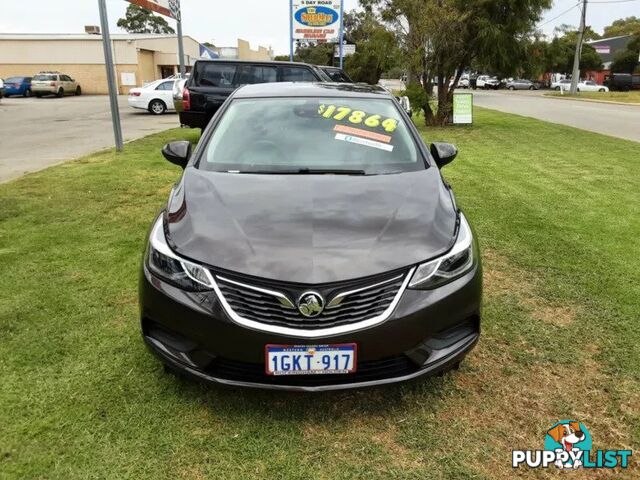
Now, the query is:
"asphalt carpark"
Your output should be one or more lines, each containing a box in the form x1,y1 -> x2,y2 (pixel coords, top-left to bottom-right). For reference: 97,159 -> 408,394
0,95 -> 180,183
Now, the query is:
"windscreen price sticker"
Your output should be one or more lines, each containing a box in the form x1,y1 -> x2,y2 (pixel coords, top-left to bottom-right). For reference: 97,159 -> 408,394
318,104 -> 399,133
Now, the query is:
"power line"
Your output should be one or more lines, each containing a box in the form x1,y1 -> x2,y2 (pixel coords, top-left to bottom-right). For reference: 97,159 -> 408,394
538,3 -> 580,28
589,0 -> 639,3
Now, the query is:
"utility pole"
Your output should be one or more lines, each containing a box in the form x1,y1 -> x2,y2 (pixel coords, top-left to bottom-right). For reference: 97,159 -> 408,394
570,0 -> 587,95
173,0 -> 185,77
176,14 -> 185,76
98,0 -> 123,151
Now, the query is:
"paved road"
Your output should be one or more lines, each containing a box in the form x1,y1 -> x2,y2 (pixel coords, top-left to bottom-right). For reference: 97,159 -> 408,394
0,95 -> 179,183
471,89 -> 640,143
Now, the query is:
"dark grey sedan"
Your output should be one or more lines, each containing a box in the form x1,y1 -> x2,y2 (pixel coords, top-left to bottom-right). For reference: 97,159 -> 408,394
139,82 -> 482,391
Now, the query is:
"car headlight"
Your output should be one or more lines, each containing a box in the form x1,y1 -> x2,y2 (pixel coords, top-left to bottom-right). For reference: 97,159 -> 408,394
408,213 -> 475,289
147,216 -> 214,291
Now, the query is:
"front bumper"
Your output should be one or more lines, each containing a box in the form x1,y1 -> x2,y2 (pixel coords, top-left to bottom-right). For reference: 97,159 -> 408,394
140,258 -> 482,391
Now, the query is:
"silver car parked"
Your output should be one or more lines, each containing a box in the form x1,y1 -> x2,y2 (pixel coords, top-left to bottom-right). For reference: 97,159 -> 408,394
32,72 -> 81,98
506,79 -> 538,90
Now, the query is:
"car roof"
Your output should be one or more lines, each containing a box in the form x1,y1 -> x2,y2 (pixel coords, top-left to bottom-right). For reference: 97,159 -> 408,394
232,82 -> 390,99
194,59 -> 318,67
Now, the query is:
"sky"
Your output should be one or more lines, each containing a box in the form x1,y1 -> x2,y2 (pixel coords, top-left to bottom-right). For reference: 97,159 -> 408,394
0,0 -> 638,55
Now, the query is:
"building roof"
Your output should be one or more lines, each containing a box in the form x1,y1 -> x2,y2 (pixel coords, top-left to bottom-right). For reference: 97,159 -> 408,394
233,82 -> 389,99
0,33 -> 197,42
587,35 -> 634,63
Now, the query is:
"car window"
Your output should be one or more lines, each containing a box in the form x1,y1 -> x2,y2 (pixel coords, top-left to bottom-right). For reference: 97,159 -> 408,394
201,97 -> 422,175
324,69 -> 352,82
6,77 -> 23,83
61,75 -> 71,81
195,63 -> 237,87
33,74 -> 56,81
236,65 -> 278,85
280,67 -> 317,82
156,81 -> 174,90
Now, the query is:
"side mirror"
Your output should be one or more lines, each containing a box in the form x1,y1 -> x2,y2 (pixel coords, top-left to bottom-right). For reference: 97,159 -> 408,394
430,142 -> 458,169
162,141 -> 191,169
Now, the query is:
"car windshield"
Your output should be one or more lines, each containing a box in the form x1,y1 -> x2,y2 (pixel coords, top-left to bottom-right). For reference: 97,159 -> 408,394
33,74 -> 56,81
6,77 -> 24,83
200,97 -> 422,175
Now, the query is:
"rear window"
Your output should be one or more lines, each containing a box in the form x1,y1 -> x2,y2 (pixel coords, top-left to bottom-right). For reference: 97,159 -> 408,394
33,74 -> 56,81
324,69 -> 352,82
194,63 -> 237,87
200,97 -> 422,175
6,77 -> 24,83
280,67 -> 317,82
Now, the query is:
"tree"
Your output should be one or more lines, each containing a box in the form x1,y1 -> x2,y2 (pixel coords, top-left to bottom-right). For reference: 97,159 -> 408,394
342,10 -> 400,84
365,0 -> 552,125
603,16 -> 640,38
544,28 -> 602,75
295,42 -> 334,66
117,4 -> 175,34
611,49 -> 639,74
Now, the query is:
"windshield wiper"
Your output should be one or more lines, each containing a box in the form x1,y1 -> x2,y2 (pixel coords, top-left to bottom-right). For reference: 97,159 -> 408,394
228,168 -> 366,175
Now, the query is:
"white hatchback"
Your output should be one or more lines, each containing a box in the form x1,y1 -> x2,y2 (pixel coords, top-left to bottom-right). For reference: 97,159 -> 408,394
128,79 -> 177,115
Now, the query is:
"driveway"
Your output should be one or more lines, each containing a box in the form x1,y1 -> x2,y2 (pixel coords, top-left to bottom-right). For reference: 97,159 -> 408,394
0,95 -> 179,183
471,89 -> 640,143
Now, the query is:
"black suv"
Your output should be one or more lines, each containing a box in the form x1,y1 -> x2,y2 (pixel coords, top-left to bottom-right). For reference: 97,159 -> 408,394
179,60 -> 329,129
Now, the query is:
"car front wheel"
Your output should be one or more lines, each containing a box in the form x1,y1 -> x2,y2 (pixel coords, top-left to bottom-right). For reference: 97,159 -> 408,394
149,99 -> 166,115
75,86 -> 82,96
24,88 -> 31,97
57,88 -> 64,98
599,88 -> 605,92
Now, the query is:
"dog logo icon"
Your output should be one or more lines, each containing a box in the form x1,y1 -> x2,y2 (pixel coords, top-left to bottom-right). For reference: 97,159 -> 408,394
513,420 -> 632,470
544,421 -> 591,469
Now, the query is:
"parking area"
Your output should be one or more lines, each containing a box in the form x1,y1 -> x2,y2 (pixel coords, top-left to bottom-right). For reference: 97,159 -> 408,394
471,89 -> 640,142
0,95 -> 179,183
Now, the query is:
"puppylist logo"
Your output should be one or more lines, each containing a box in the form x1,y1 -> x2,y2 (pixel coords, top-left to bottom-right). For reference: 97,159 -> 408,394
512,420 -> 632,470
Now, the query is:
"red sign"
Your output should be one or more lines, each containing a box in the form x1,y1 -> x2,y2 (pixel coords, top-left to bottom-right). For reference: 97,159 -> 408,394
125,0 -> 177,20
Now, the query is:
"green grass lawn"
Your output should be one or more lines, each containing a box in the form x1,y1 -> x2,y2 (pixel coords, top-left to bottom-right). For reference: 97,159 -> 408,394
1,109 -> 639,479
545,90 -> 640,104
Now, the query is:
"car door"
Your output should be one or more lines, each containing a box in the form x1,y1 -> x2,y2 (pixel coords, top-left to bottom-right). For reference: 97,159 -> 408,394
60,75 -> 71,94
156,81 -> 175,110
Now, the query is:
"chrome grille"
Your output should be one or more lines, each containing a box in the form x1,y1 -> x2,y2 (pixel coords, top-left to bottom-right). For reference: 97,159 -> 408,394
215,270 -> 410,331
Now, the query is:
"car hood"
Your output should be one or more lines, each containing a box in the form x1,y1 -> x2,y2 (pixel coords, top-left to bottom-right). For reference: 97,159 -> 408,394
166,168 -> 457,284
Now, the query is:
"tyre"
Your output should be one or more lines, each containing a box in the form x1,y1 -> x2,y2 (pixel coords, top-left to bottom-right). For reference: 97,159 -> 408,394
555,86 -> 561,91
529,86 -> 534,90
57,88 -> 64,98
35,93 -> 43,98
149,99 -> 166,115
598,88 -> 605,92
75,86 -> 82,96
24,88 -> 31,97
508,86 -> 515,90
576,88 -> 580,92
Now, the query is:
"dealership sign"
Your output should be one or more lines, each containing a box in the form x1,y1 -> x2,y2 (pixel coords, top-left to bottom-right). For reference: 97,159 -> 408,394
292,1 -> 341,41
453,93 -> 473,124
125,0 -> 180,20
